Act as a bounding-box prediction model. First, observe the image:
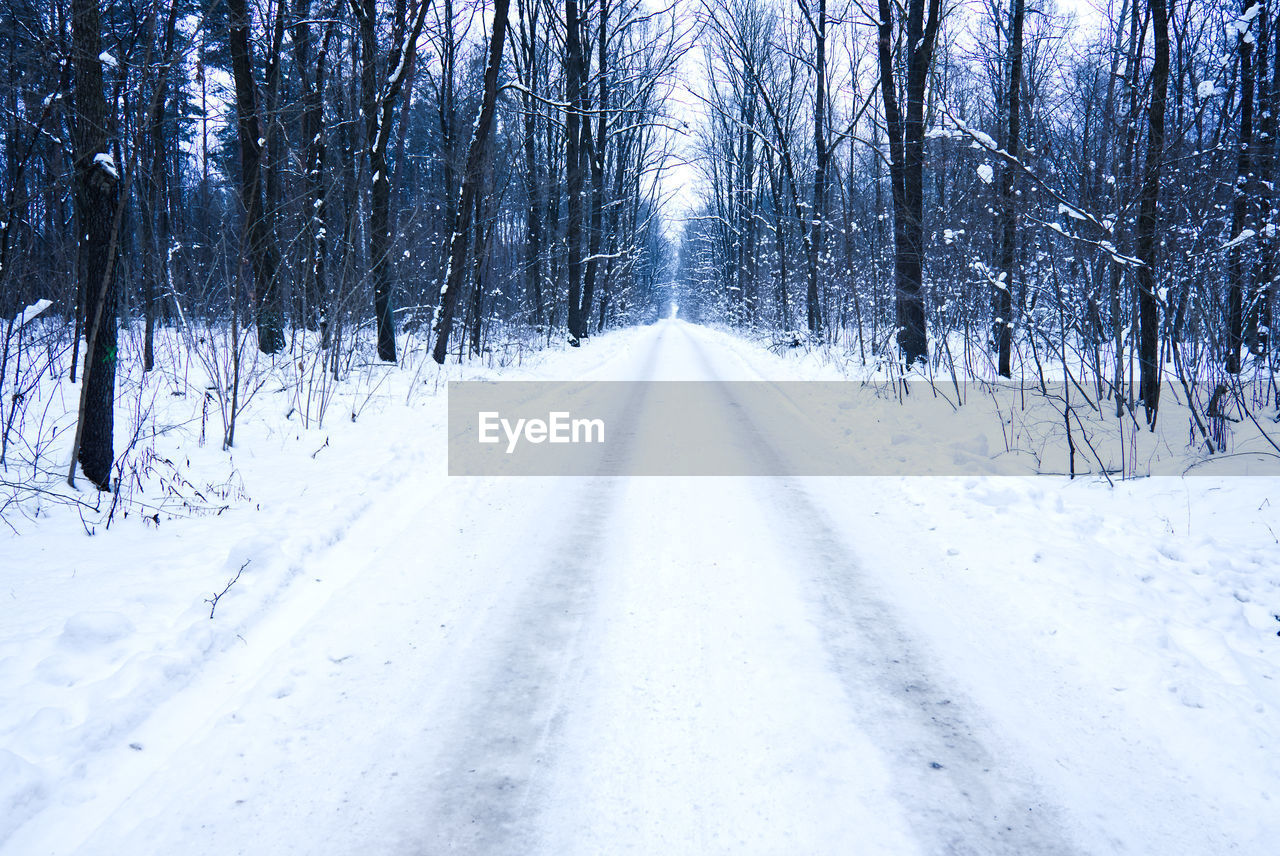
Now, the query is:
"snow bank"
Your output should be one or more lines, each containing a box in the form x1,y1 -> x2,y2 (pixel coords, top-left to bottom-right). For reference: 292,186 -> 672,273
0,324 -> 650,850
665,322 -> 1280,851
1,319 -> 1277,853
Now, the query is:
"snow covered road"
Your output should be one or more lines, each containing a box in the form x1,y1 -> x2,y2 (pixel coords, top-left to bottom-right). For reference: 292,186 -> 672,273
415,324 -> 1078,855
5,320 -> 1278,854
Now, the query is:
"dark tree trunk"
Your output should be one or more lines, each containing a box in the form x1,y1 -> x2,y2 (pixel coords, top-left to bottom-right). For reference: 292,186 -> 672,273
995,0 -> 1024,378
468,190 -> 489,356
352,0 -> 430,362
564,0 -> 586,342
766,148 -> 789,325
739,90 -> 757,322
333,51 -> 361,364
228,0 -> 285,354
579,0 -> 608,336
518,0 -> 544,326
70,0 -> 121,490
1107,0 -> 1138,414
437,0 -> 459,247
1227,0 -> 1255,374
356,0 -> 392,361
369,137 -> 396,359
431,0 -> 512,363
140,5 -> 177,372
807,0 -> 827,336
139,89 -> 163,373
878,0 -> 942,368
263,0 -> 287,335
1255,6 -> 1280,355
1136,0 -> 1170,420
292,0 -> 332,333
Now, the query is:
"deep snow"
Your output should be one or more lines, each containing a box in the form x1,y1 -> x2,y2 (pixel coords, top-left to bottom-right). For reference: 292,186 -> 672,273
2,319 -> 1278,854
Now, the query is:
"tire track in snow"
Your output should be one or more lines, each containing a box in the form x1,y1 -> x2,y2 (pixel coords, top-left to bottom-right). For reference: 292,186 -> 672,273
677,324 -> 1084,855
416,331 -> 667,852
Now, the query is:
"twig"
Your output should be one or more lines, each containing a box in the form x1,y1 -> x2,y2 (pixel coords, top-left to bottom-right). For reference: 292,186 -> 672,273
207,559 -> 250,618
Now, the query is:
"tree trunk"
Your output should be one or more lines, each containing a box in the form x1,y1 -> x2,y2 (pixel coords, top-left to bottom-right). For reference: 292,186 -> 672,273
1228,0 -> 1255,374
229,0 -> 285,354
430,0 -> 512,363
739,89 -> 757,323
518,0 -> 544,326
353,0 -> 430,362
878,0 -> 942,368
140,6 -> 177,372
1136,0 -> 1169,421
1255,5 -> 1279,356
468,190 -> 489,356
356,0 -> 392,361
139,91 -> 162,373
807,0 -> 827,336
70,0 -> 121,489
564,0 -> 586,342
292,0 -> 332,333
599,131 -> 632,332
579,0 -> 608,336
995,0 -> 1024,377
264,0 -> 288,335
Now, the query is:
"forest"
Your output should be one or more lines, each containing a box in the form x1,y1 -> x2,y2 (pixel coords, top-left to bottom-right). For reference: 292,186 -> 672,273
3,2 -> 1280,851
0,0 -> 1277,494
0,0 -> 681,493
678,0 -> 1274,425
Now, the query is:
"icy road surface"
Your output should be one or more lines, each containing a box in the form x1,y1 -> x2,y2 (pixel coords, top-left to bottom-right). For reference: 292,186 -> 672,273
5,321 -> 1277,855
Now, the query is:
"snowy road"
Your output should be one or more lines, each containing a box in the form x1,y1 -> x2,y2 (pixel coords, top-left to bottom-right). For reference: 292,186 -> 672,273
8,321 -> 1275,855
415,324 -> 1078,855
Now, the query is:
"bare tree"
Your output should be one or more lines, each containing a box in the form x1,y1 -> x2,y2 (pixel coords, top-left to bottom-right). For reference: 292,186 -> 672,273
350,0 -> 432,362
1227,0 -> 1256,374
139,0 -> 180,372
1135,0 -> 1169,421
68,0 -> 122,489
292,0 -> 337,335
876,0 -> 944,367
995,0 -> 1024,378
431,0 -> 513,363
804,0 -> 828,336
565,0 -> 588,342
515,0 -> 546,326
228,0 -> 285,354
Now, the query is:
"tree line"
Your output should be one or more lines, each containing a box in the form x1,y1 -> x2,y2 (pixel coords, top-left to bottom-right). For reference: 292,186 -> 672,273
0,0 -> 682,488
5,0 -> 1274,491
677,0 -> 1273,437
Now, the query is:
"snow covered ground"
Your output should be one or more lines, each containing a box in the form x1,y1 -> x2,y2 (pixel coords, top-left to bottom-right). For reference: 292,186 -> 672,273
2,319 -> 1278,854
